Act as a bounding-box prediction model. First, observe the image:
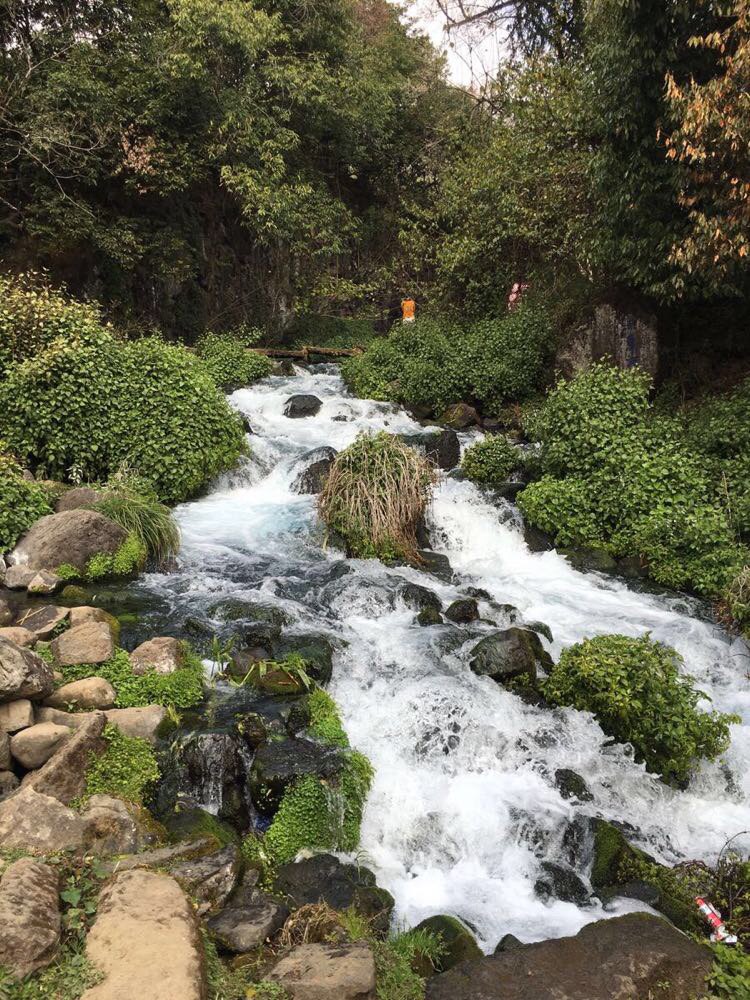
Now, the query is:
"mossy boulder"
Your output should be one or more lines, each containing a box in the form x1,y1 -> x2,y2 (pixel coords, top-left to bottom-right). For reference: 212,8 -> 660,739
163,803 -> 239,849
276,634 -> 335,685
249,738 -> 345,813
414,915 -> 482,972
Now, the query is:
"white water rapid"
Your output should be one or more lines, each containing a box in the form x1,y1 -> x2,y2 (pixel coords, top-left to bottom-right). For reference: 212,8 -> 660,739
139,365 -> 750,951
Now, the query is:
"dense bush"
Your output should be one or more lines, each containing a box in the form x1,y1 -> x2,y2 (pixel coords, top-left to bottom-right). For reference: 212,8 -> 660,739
319,432 -> 435,562
518,476 -> 605,548
0,452 -> 52,552
0,320 -> 246,502
196,332 -> 273,391
544,634 -> 737,785
461,435 -> 519,487
289,314 -> 377,350
343,305 -> 551,416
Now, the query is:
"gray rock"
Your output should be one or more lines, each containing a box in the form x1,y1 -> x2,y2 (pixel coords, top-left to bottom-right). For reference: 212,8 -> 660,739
207,893 -> 289,952
0,858 -> 60,979
0,787 -> 86,852
469,628 -> 552,687
270,941 -> 376,1000
9,509 -> 127,573
0,637 -> 54,703
105,705 -> 167,744
55,486 -> 102,512
130,636 -> 184,676
426,913 -> 711,1000
23,711 -> 106,803
51,621 -> 114,667
0,729 -> 10,769
534,862 -> 590,906
249,738 -> 344,813
28,570 -> 62,595
99,838 -> 216,875
0,626 -> 36,647
45,677 -> 116,710
171,844 -> 241,913
3,565 -> 36,589
292,447 -> 337,494
81,795 -> 161,856
0,698 -> 34,731
10,722 -> 71,769
283,394 -> 323,418
400,582 -> 442,613
444,598 -> 479,623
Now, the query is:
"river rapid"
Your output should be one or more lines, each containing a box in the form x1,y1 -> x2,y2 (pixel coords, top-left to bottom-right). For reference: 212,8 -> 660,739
129,365 -> 750,951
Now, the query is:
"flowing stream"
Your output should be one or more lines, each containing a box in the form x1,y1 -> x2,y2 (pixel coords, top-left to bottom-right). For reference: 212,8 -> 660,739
130,365 -> 750,950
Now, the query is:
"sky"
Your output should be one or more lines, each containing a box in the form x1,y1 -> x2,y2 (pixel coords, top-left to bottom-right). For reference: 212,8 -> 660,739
405,0 -> 504,88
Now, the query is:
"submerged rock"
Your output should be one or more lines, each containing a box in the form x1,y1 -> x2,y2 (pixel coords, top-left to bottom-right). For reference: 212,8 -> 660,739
400,582 -> 442,613
0,858 -> 60,980
417,607 -> 443,626
554,768 -> 593,802
534,861 -> 590,905
425,913 -> 713,1000
444,598 -> 479,623
414,915 -> 482,972
284,394 -> 323,418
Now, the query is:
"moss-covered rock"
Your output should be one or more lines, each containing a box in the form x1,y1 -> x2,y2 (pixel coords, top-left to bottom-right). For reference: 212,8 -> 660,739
413,915 -> 482,972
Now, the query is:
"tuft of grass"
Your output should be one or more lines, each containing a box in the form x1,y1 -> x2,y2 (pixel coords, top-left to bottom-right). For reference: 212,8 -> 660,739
95,467 -> 180,562
319,432 -> 435,564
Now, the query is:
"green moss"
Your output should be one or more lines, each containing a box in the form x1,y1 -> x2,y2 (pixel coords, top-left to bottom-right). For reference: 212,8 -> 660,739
55,563 -> 81,582
82,724 -> 160,804
196,332 -> 274,390
306,688 -> 350,748
60,585 -> 89,603
59,644 -> 204,709
86,533 -> 147,581
590,819 -> 633,889
165,803 -> 239,849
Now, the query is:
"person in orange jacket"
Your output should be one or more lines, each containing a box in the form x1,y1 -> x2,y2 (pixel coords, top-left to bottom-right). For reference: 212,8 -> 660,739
401,297 -> 416,323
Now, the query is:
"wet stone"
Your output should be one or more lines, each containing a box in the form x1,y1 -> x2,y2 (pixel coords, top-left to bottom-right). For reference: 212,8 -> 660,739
249,738 -> 344,813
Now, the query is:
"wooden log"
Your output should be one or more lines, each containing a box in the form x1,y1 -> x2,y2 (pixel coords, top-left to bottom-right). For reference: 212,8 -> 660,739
252,345 -> 363,360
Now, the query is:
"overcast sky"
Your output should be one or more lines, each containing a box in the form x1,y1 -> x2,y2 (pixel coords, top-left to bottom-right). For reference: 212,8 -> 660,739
406,0 -> 504,88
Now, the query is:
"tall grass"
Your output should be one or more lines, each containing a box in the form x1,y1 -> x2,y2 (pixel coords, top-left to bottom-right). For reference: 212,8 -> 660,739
95,467 -> 180,562
319,432 -> 435,563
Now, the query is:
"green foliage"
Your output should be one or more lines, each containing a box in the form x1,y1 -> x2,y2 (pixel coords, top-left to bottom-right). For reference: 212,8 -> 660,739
0,452 -> 52,553
83,725 -> 159,804
196,333 -> 273,391
707,944 -> 750,1000
230,653 -> 314,695
95,469 -> 180,561
518,476 -> 604,548
461,436 -> 519,487
289,315 -> 377,350
319,431 -> 435,563
0,946 -> 103,999
85,533 -> 147,581
544,634 -> 737,785
306,688 -> 350,748
725,566 -> 750,639
59,645 -> 205,709
343,306 -> 551,416
0,291 -> 247,502
340,914 -> 444,1000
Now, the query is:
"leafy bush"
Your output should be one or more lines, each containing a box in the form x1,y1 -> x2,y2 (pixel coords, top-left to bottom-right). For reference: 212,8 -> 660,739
95,468 -> 180,561
196,332 -> 273,390
59,645 -> 205,709
0,323 -> 246,502
83,724 -> 159,804
289,314 -> 377,349
0,452 -> 52,552
518,476 -> 605,548
544,634 -> 737,785
461,435 -> 519,487
319,432 -> 435,562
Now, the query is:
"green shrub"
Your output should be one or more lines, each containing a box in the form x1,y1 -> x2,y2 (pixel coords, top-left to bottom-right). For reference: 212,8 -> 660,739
83,724 -> 159,804
685,380 -> 750,461
86,533 -> 147,581
0,295 -> 247,502
289,314 -> 377,350
544,634 -> 737,785
708,944 -> 750,999
518,476 -> 605,548
59,645 -> 205,709
461,435 -> 519,486
196,332 -> 273,390
320,432 -> 435,563
0,452 -> 52,552
95,469 -> 180,561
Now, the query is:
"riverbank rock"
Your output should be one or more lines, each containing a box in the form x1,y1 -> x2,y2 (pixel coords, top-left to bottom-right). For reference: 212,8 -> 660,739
0,637 -> 54,702
35,704 -> 167,744
269,941 -> 376,1000
46,677 -> 116,710
81,870 -> 206,1000
4,565 -> 36,589
207,886 -> 289,952
284,394 -> 323,418
0,697 -> 34,731
0,858 -> 60,979
9,509 -> 127,574
469,628 -> 552,686
426,913 -> 712,1000
0,626 -> 36,647
10,721 -> 71,769
292,447 -> 337,493
249,738 -> 344,813
56,486 -> 102,512
414,915 -> 482,972
130,636 -> 184,675
0,787 -> 86,851
51,621 -> 114,667
27,570 -> 62,595
171,844 -> 241,912
82,795 -> 162,856
23,710 -> 106,803
274,854 -> 395,937
439,402 -> 480,430
16,605 -> 69,640
402,429 -> 460,470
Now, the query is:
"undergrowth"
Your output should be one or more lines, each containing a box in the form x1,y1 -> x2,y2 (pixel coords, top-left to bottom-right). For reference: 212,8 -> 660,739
81,724 -> 160,804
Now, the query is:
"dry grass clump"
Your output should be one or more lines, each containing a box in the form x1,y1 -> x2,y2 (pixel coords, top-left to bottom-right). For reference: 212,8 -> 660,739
319,431 -> 435,563
278,903 -> 347,947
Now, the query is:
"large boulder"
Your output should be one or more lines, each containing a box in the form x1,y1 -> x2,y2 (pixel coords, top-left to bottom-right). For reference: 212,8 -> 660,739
413,915 -> 482,972
9,509 -> 127,573
292,447 -> 337,494
23,710 -> 106,803
284,394 -> 323,418
130,636 -> 184,676
274,854 -> 395,937
249,739 -> 344,813
45,676 -> 116,710
51,621 -> 115,667
269,942 -> 376,1000
402,429 -> 461,471
0,858 -> 60,980
81,870 -> 206,1000
469,628 -> 552,686
0,787 -> 86,852
10,721 -> 71,769
426,913 -> 713,1000
0,637 -> 54,703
